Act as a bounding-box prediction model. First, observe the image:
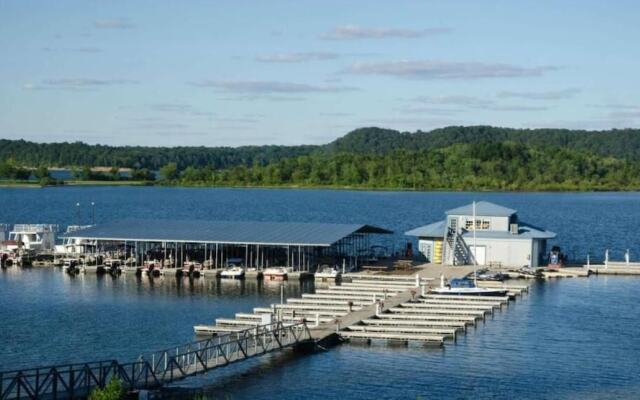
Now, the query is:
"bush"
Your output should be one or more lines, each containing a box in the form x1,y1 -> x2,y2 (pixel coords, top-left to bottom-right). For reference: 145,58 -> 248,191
89,378 -> 125,400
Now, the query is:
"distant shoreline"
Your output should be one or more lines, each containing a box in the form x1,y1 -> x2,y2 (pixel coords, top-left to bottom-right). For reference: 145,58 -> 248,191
0,179 -> 638,192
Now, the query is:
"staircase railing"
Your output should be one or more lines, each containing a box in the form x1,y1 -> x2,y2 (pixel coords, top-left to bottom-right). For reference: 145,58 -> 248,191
0,321 -> 312,400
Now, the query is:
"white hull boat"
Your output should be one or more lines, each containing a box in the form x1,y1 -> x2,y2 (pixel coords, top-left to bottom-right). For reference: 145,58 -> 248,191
431,275 -> 509,297
315,266 -> 340,281
263,267 -> 288,281
221,266 -> 245,279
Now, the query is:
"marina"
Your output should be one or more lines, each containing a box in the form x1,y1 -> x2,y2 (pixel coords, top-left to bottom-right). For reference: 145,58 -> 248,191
2,188 -> 640,399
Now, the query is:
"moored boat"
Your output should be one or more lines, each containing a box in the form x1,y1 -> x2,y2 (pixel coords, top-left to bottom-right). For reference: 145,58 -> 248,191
181,260 -> 203,278
220,266 -> 245,279
314,265 -> 340,282
431,276 -> 509,296
263,267 -> 288,281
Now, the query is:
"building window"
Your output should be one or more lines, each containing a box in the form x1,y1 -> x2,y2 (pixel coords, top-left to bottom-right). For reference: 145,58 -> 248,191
465,218 -> 491,230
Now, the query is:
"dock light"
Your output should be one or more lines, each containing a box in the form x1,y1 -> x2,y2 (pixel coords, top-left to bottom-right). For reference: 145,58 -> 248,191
75,202 -> 80,225
91,202 -> 95,225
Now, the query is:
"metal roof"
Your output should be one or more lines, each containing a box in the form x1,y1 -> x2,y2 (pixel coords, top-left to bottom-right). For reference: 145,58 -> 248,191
446,201 -> 517,217
405,220 -> 446,238
406,220 -> 554,240
61,219 -> 392,247
461,223 -> 556,240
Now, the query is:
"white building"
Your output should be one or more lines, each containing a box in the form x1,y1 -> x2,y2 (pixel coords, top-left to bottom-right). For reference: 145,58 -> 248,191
6,224 -> 58,252
0,224 -> 9,243
405,201 -> 556,268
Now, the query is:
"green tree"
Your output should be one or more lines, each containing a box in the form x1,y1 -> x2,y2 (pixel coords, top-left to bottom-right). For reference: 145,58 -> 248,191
159,162 -> 179,181
109,166 -> 120,180
88,378 -> 125,400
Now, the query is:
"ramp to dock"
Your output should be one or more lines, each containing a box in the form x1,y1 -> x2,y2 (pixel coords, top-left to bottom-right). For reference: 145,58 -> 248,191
0,322 -> 312,400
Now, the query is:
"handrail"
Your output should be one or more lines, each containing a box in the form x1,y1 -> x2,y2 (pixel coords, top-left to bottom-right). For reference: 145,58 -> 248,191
0,321 -> 312,400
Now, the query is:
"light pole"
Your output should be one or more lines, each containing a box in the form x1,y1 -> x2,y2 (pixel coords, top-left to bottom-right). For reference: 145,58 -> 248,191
91,202 -> 95,225
76,202 -> 80,225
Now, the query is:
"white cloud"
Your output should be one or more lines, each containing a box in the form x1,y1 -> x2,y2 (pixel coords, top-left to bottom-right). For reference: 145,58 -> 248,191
498,88 -> 581,100
409,95 -> 547,112
321,25 -> 450,40
255,52 -> 340,63
94,19 -> 135,29
412,95 -> 494,107
193,80 -> 358,94
345,60 -> 556,80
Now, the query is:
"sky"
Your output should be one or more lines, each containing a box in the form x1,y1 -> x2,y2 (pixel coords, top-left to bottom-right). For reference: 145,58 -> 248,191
1,0 -> 639,147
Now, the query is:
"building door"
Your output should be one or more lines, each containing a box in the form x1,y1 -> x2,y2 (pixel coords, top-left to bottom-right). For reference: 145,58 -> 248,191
449,217 -> 457,232
470,245 -> 486,265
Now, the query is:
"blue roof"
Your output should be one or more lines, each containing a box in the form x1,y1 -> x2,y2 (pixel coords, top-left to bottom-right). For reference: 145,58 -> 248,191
405,220 -> 446,238
461,222 -> 556,240
405,220 -> 555,240
446,201 -> 517,217
61,219 -> 391,247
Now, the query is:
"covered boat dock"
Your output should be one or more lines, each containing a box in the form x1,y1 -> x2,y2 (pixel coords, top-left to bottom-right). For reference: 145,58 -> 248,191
61,219 -> 392,273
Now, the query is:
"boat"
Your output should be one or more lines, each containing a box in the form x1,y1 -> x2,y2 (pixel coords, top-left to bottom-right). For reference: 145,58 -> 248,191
314,265 -> 340,282
181,260 -> 203,278
431,275 -> 509,297
142,260 -> 161,277
475,269 -> 509,281
62,258 -> 82,275
220,266 -> 245,279
263,267 -> 288,281
104,258 -> 122,275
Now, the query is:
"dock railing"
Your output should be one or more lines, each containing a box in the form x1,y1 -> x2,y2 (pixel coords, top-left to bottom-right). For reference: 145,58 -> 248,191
0,321 -> 312,400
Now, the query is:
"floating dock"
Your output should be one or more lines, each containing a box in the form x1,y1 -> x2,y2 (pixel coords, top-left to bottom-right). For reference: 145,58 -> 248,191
194,269 -> 522,346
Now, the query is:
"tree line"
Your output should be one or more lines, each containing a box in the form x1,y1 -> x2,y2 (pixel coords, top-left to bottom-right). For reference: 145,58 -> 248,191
3,126 -> 640,172
156,142 -> 640,191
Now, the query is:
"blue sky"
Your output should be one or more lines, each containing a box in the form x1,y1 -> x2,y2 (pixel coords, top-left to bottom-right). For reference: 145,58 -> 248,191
1,0 -> 639,146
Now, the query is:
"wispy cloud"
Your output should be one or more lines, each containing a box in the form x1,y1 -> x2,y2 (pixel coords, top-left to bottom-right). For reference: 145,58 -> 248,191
94,19 -> 135,29
587,103 -> 639,110
149,103 -> 194,113
192,80 -> 358,94
409,95 -> 547,112
319,112 -> 355,117
412,95 -> 494,107
344,60 -> 556,80
42,47 -> 102,53
24,78 -> 137,91
609,110 -> 640,119
321,25 -> 450,40
398,107 -> 464,116
217,95 -> 307,102
498,87 -> 581,100
255,52 -> 340,63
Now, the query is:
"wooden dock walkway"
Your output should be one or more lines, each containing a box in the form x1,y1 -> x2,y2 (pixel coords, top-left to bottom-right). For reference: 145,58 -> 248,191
194,268 -> 522,347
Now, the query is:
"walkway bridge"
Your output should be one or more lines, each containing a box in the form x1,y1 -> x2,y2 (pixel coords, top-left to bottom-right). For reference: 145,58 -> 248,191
0,321 -> 312,400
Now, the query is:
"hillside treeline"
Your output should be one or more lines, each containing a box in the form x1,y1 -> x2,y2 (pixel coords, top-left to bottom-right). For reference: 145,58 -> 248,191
160,142 -> 640,191
2,126 -> 640,171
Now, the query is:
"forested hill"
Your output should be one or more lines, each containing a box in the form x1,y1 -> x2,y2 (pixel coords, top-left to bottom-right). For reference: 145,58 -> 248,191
2,126 -> 640,170
0,140 -> 317,170
324,126 -> 640,160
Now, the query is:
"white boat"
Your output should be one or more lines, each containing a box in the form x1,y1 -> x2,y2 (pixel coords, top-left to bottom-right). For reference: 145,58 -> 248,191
314,265 -> 340,281
220,266 -> 245,279
7,224 -> 57,252
181,260 -> 203,277
431,275 -> 509,297
263,267 -> 288,281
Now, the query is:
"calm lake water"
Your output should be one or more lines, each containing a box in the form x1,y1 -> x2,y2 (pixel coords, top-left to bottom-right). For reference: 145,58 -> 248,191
1,187 -> 640,399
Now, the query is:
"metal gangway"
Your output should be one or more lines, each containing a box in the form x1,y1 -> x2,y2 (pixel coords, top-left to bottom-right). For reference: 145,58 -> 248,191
0,321 -> 312,400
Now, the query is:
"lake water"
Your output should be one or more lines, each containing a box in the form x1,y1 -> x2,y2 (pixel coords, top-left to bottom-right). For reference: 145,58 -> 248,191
1,187 -> 640,399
